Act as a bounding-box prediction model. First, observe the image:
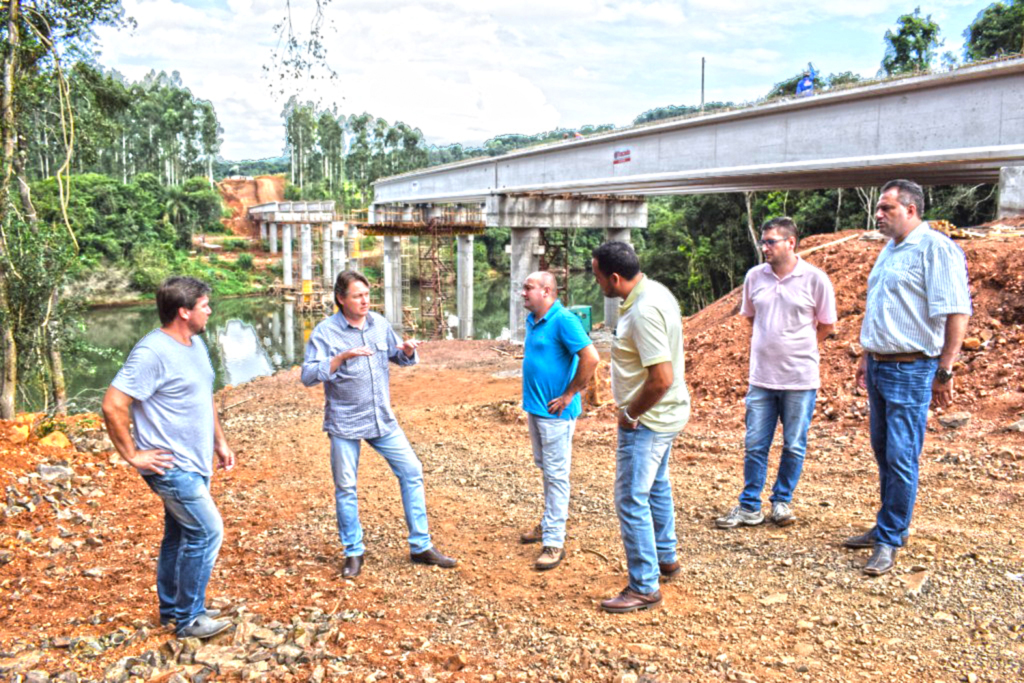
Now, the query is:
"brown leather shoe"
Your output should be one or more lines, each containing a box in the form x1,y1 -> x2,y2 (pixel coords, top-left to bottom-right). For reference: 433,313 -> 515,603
659,561 -> 681,578
600,588 -> 662,614
520,524 -> 543,544
535,546 -> 565,571
342,554 -> 364,578
410,547 -> 457,568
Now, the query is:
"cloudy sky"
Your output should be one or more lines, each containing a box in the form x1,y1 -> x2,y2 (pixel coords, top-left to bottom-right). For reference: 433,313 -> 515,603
94,0 -> 991,160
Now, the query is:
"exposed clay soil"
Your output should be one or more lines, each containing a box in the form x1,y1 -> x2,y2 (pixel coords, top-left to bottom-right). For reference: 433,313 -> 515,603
1,231 -> 1023,682
217,176 -> 285,237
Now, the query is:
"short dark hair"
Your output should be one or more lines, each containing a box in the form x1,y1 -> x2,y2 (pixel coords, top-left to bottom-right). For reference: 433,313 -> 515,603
334,270 -> 370,305
592,241 -> 640,280
156,276 -> 211,325
881,179 -> 925,216
761,216 -> 799,242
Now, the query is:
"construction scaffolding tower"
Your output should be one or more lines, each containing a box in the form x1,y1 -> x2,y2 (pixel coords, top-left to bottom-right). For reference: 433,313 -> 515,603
418,217 -> 455,339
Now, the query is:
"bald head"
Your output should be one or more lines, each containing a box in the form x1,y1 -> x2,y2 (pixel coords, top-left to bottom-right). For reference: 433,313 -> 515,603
522,271 -> 559,316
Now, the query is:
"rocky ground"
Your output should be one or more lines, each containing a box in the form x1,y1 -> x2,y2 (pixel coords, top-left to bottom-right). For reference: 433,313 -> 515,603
2,231 -> 1024,682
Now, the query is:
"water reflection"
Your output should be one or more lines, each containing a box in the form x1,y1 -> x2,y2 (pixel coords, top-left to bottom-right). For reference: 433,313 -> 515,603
62,274 -> 606,412
217,320 -> 274,387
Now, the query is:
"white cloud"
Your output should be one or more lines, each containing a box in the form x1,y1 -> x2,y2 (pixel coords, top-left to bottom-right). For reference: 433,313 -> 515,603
94,0 -> 995,159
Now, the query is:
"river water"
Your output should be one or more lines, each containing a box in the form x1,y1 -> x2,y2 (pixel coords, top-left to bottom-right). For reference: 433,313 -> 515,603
64,274 -> 605,412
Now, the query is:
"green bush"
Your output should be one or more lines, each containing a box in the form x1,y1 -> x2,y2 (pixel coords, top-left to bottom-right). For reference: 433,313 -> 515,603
221,237 -> 250,250
236,253 -> 254,270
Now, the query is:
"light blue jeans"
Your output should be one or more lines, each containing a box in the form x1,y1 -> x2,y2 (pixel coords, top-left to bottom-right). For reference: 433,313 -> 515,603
614,424 -> 679,595
527,414 -> 576,548
143,468 -> 224,631
739,386 -> 818,512
329,427 -> 432,557
866,357 -> 938,548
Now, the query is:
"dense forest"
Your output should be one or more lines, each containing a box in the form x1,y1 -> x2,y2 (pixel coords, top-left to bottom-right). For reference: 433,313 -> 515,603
0,0 -> 1021,417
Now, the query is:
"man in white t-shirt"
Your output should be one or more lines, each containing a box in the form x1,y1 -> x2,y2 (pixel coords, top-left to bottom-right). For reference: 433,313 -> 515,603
716,217 -> 836,529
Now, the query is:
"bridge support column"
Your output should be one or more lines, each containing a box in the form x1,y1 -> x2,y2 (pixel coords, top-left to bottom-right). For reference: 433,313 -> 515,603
383,236 -> 403,332
330,222 -> 346,287
322,224 -> 333,289
300,224 -> 313,299
509,227 -> 542,343
602,228 -> 633,332
269,222 -> 278,254
282,224 -> 293,288
457,235 -> 474,339
999,166 -> 1024,216
260,222 -> 267,242
347,224 -> 360,272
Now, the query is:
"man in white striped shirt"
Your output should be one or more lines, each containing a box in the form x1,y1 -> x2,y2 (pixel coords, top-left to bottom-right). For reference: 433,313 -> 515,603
846,179 -> 971,576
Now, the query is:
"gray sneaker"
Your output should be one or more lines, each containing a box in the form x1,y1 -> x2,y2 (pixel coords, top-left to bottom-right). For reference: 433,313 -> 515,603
715,505 -> 765,529
770,502 -> 796,527
176,614 -> 231,639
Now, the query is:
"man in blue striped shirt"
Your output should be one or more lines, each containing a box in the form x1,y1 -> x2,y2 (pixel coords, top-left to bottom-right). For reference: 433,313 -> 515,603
847,179 -> 971,576
302,271 -> 457,578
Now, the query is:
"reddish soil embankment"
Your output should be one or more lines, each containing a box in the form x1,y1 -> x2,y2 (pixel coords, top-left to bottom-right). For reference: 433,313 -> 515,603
217,175 -> 285,237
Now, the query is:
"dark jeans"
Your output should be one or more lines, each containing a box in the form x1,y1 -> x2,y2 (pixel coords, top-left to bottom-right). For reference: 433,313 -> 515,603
144,468 -> 224,630
866,357 -> 938,548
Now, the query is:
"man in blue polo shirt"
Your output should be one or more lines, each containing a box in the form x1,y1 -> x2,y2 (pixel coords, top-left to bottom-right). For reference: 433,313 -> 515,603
520,271 -> 599,570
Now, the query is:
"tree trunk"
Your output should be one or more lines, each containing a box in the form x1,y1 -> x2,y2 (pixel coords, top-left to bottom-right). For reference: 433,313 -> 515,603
46,290 -> 67,415
835,188 -> 843,232
0,0 -> 22,419
743,191 -> 763,264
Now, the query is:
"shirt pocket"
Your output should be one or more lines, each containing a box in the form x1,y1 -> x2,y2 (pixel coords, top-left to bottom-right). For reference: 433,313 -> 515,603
375,340 -> 390,370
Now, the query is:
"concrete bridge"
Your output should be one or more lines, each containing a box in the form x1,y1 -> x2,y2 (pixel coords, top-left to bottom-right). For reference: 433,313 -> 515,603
367,58 -> 1024,341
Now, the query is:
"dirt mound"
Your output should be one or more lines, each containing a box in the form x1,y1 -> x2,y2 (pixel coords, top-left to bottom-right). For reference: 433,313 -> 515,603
684,228 -> 1024,429
217,175 -> 285,236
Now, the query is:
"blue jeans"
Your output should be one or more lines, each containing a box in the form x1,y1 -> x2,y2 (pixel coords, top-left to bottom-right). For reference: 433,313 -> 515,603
329,427 -> 431,557
739,386 -> 817,512
527,414 -> 575,548
866,357 -> 938,548
614,425 -> 679,595
143,468 -> 224,630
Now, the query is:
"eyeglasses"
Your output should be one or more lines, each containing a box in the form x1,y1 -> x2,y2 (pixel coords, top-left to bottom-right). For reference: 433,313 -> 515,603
759,237 -> 790,247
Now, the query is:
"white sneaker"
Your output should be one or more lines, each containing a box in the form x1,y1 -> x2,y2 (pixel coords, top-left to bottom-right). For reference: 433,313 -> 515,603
715,505 -> 765,529
771,501 -> 796,527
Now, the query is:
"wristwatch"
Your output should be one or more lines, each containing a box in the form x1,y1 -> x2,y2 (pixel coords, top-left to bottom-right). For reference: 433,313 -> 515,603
936,368 -> 954,384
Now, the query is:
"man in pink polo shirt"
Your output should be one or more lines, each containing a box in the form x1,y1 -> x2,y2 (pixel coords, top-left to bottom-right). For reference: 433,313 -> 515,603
716,217 -> 836,529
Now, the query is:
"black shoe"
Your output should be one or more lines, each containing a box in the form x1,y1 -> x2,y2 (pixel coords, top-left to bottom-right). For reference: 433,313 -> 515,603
410,547 -> 457,568
843,528 -> 909,549
863,544 -> 898,576
342,554 -> 364,578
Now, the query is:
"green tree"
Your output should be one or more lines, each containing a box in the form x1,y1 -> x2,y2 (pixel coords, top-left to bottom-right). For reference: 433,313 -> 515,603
882,7 -> 943,75
1,0 -> 129,417
964,1 -> 1024,60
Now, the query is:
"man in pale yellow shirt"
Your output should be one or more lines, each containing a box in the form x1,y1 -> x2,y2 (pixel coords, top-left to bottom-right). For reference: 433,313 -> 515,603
591,241 -> 690,613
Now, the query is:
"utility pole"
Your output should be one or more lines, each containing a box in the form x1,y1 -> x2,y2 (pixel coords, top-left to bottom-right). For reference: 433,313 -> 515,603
700,57 -> 706,113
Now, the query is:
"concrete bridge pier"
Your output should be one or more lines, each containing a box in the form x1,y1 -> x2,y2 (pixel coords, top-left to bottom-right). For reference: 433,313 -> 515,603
999,166 -> 1024,216
282,224 -> 293,287
260,222 -> 267,242
456,234 -> 474,339
269,222 -> 278,254
322,225 -> 333,289
508,227 -> 542,343
602,227 -> 633,332
383,236 -> 404,332
346,224 -> 360,272
330,222 -> 346,291
300,224 -> 313,298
